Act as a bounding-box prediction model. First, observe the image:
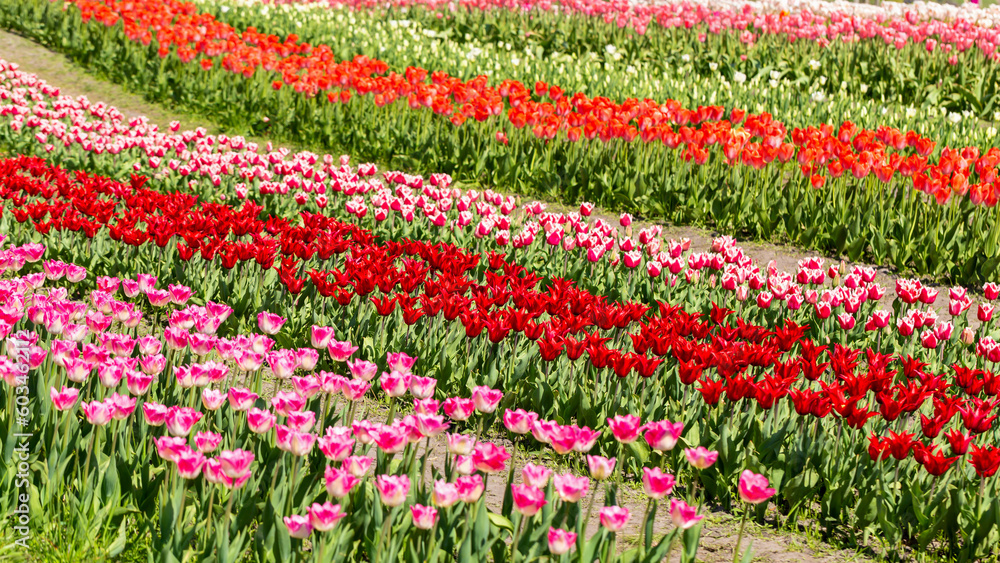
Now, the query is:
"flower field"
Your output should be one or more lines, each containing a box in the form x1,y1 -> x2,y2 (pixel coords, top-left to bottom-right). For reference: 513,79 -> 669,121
2,0 -> 1000,561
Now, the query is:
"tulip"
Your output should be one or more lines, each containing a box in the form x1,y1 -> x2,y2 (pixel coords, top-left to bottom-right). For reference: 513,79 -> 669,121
471,386 -> 502,413
257,311 -> 286,335
166,406 -> 203,437
346,359 -> 378,381
409,375 -> 437,399
643,420 -> 684,452
310,325 -> 335,349
503,408 -> 539,434
309,502 -> 346,532
327,340 -> 358,362
553,473 -> 590,503
143,402 -> 169,426
194,431 -> 223,453
228,387 -> 259,411
216,449 -> 255,479
511,484 -> 547,516
324,466 -> 360,498
176,449 -> 206,479
738,470 -> 776,504
411,504 -> 439,530
473,441 -> 510,473
442,397 -> 475,420
376,474 -> 410,507
432,481 -> 460,507
586,455 -> 617,480
642,467 -> 676,499
684,447 -> 719,469
81,400 -> 113,426
456,475 -> 484,503
283,515 -> 312,539
522,463 -> 552,488
599,506 -> 630,531
548,527 -> 577,555
669,499 -> 703,529
343,455 -> 374,478
607,414 -> 642,443
49,386 -> 79,411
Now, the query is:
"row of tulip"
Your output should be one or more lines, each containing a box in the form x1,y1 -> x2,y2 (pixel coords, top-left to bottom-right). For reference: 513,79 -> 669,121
4,148 -> 1000,557
0,240 -> 792,561
210,0 -> 1000,124
0,4 -> 998,282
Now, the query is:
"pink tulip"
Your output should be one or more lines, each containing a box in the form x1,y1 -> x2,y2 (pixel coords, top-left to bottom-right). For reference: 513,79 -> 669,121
228,387 -> 258,412
415,413 -> 450,436
81,400 -> 113,426
669,499 -> 704,529
738,470 -> 776,504
472,386 -> 502,413
522,463 -> 553,489
166,406 -> 203,437
155,436 -> 189,463
376,474 -> 411,507
411,504 -> 439,530
456,474 -> 484,503
177,449 -> 206,479
309,502 -> 346,532
379,370 -> 411,397
432,480 -> 460,507
327,340 -> 358,362
371,425 -> 408,454
324,466 -> 360,498
586,455 -> 617,481
195,431 -> 223,453
414,398 -> 440,414
49,386 -> 79,411
257,311 -> 286,335
386,352 -> 417,372
599,506 -> 630,531
504,408 -> 539,434
343,455 -> 374,478
409,376 -> 437,399
310,325 -> 336,349
201,388 -> 226,411
548,527 -> 577,555
642,467 -> 676,499
684,447 -> 719,469
446,433 -> 477,456
607,414 -> 642,443
473,441 -> 510,473
143,402 -> 169,426
442,397 -> 475,421
342,379 -> 371,401
346,359 -> 378,381
275,425 -> 317,456
217,449 -> 255,479
287,411 -> 317,432
553,473 -> 590,503
643,420 -> 684,452
318,427 -> 355,462
247,408 -> 277,434
511,484 -> 547,516
283,515 -> 312,539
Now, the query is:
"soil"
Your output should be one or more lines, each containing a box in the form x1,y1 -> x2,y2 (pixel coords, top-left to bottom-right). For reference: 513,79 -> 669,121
0,29 -> 931,562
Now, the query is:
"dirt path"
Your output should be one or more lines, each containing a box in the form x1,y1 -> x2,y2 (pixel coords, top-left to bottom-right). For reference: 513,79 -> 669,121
0,29 -> 216,133
0,28 -> 934,563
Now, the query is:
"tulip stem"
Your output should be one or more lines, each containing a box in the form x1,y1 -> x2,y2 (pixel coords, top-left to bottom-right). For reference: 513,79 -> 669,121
81,426 -> 97,490
510,513 -> 527,562
203,487 -> 216,554
176,478 -> 188,533
733,508 -> 750,563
